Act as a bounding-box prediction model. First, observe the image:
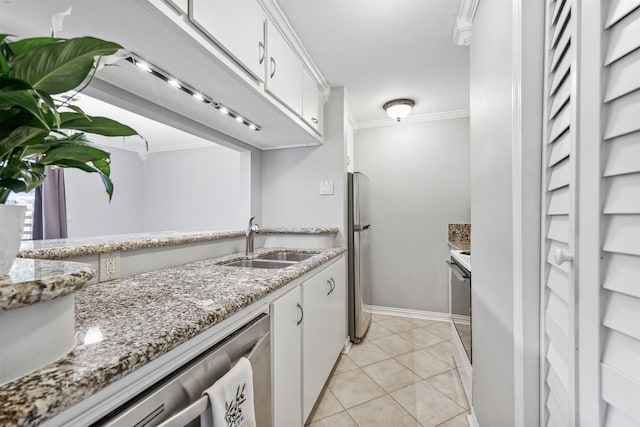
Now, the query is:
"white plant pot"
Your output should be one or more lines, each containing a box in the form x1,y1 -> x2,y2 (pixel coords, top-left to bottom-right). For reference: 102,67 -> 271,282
0,204 -> 26,277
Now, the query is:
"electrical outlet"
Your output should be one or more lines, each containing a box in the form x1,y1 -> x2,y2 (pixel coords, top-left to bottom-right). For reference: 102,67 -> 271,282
99,252 -> 121,281
320,180 -> 334,195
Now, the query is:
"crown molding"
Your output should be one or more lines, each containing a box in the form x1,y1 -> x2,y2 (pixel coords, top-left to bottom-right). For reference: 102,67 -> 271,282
259,0 -> 329,93
452,0 -> 479,46
356,109 -> 470,130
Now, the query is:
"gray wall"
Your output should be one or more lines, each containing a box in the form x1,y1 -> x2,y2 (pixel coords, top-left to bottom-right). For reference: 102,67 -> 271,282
354,118 -> 470,313
143,146 -> 249,232
261,87 -> 349,243
66,148 -> 144,237
469,0 -> 542,425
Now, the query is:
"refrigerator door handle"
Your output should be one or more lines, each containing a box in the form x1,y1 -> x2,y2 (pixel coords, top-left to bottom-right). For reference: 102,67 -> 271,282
354,224 -> 370,231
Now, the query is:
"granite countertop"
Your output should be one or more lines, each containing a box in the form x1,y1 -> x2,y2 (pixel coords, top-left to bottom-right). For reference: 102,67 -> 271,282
0,259 -> 96,311
0,246 -> 346,427
449,240 -> 470,251
18,228 -> 339,260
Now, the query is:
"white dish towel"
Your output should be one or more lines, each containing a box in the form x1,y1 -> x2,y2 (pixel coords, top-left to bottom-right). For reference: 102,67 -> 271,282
201,357 -> 256,427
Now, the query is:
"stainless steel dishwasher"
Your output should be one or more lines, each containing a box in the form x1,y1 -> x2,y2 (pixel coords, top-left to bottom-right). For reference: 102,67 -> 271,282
94,314 -> 271,427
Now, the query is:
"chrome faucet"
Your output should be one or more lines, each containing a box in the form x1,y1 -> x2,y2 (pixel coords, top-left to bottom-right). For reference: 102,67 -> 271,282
245,216 -> 260,256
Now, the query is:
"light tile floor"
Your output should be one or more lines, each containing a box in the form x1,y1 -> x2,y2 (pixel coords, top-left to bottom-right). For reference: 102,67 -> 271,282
306,314 -> 470,427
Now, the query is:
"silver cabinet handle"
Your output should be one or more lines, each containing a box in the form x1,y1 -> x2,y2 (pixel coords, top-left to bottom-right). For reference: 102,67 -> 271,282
311,117 -> 319,124
270,57 -> 276,78
297,303 -> 303,325
258,41 -> 265,64
327,279 -> 333,295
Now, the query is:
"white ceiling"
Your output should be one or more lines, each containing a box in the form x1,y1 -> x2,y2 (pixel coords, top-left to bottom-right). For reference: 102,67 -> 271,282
278,0 -> 469,123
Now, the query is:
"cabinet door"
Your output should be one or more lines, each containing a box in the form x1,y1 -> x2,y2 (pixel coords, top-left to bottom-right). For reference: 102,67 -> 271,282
190,0 -> 265,80
265,20 -> 302,115
301,256 -> 347,421
302,69 -> 323,135
270,286 -> 302,427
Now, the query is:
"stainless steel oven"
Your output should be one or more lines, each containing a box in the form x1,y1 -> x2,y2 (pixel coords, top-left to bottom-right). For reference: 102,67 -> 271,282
448,252 -> 471,363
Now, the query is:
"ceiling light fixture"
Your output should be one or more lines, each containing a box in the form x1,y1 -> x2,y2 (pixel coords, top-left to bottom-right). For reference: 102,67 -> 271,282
125,53 -> 261,131
383,98 -> 416,122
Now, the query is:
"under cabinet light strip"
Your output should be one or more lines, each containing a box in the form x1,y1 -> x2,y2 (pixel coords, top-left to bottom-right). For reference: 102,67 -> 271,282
124,54 -> 261,131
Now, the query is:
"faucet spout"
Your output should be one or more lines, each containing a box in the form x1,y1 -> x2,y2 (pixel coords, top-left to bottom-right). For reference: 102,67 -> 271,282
245,216 -> 260,256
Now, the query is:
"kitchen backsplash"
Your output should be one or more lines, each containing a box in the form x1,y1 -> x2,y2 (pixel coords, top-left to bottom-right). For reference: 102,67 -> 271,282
448,223 -> 471,244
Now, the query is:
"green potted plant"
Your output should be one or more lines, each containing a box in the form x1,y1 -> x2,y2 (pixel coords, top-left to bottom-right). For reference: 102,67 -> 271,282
0,34 -> 139,276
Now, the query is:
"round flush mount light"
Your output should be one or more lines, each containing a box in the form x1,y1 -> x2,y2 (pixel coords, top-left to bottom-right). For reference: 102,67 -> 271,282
383,98 -> 416,122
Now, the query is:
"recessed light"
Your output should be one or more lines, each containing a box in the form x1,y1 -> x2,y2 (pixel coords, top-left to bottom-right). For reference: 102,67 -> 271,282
235,116 -> 244,123
193,93 -> 204,101
135,61 -> 152,73
219,107 -> 229,115
168,78 -> 180,88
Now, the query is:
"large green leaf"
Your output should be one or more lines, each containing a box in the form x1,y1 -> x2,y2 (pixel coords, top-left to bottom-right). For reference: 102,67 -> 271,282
41,144 -> 110,164
60,112 -> 138,136
0,90 -> 49,128
53,157 -> 113,200
9,37 -> 122,94
7,37 -> 61,58
0,126 -> 48,158
0,77 -> 33,91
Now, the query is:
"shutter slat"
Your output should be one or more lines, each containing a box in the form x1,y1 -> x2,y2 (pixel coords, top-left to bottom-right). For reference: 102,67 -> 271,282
551,28 -> 571,71
549,106 -> 571,143
604,48 -> 640,102
603,90 -> 640,140
550,51 -> 571,96
548,158 -> 571,191
603,291 -> 640,341
604,174 -> 640,214
547,241 -> 571,273
547,291 -> 570,335
548,215 -> 570,243
551,2 -> 572,48
547,345 -> 570,391
602,363 -> 640,423
605,7 -> 640,65
549,77 -> 571,119
546,312 -> 571,367
547,368 -> 571,422
548,187 -> 570,215
603,253 -> 640,298
547,391 -> 570,427
551,0 -> 567,26
604,132 -> 640,176
549,132 -> 571,167
603,330 -> 640,383
605,406 -> 640,427
603,215 -> 640,255
605,0 -> 640,28
548,266 -> 569,303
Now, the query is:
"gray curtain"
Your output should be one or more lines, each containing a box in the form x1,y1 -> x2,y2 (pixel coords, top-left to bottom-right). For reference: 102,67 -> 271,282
33,167 -> 68,240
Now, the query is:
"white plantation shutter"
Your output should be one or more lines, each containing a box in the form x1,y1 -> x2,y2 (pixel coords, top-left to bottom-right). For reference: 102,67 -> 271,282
601,1 -> 640,425
541,0 -> 577,425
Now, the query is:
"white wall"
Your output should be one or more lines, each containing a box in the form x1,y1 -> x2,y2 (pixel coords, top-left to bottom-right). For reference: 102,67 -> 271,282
469,1 -> 543,425
66,147 -> 144,237
261,87 -> 349,243
143,146 -> 249,231
354,118 -> 470,313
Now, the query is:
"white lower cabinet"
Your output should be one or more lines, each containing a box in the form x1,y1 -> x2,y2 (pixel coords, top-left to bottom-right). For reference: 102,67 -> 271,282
271,255 -> 346,426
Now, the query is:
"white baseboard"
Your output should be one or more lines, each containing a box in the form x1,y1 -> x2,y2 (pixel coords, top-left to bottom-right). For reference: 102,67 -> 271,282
452,314 -> 471,325
342,337 -> 352,354
369,305 -> 451,323
467,409 -> 479,427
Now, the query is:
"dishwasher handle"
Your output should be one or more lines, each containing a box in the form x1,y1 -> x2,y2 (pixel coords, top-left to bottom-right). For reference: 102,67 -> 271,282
156,330 -> 270,427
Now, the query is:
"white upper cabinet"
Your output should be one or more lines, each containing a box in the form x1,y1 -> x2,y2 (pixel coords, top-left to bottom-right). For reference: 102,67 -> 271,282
265,19 -> 303,116
302,69 -> 323,135
190,0 -> 266,81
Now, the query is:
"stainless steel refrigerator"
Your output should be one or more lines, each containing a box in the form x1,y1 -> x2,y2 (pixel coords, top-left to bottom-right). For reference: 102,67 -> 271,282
348,172 -> 371,343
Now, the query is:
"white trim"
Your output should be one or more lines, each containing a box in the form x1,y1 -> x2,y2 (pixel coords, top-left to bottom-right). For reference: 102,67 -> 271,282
260,141 -> 322,151
511,1 -> 525,427
452,314 -> 471,325
467,409 -> 480,427
258,0 -> 329,92
356,109 -> 470,130
369,305 -> 451,323
341,337 -> 352,354
91,138 -> 212,154
452,0 -> 479,46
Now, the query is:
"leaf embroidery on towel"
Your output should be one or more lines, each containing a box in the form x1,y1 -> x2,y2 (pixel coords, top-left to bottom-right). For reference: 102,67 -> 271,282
225,383 -> 247,426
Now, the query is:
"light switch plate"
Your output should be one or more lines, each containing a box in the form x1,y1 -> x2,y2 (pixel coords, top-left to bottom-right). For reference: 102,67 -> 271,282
99,252 -> 121,281
319,180 -> 334,195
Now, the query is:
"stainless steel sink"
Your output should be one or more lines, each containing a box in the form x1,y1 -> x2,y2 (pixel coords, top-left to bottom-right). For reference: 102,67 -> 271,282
256,252 -> 316,262
223,259 -> 296,269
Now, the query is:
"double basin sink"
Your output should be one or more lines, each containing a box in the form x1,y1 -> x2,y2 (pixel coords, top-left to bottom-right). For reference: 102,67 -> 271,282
223,252 -> 316,269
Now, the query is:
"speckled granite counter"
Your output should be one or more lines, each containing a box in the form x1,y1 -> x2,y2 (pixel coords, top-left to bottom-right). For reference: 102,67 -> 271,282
0,259 -> 96,311
18,228 -> 339,260
448,223 -> 470,251
0,246 -> 345,427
